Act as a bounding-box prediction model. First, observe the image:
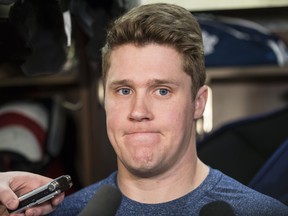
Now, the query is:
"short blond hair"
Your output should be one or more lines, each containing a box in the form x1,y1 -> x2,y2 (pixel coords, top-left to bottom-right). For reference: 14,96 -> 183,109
102,3 -> 206,99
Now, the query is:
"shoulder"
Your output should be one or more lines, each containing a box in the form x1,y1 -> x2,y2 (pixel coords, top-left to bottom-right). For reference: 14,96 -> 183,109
205,169 -> 288,215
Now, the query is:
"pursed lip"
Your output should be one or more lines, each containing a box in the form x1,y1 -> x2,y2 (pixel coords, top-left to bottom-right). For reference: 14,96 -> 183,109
123,130 -> 160,136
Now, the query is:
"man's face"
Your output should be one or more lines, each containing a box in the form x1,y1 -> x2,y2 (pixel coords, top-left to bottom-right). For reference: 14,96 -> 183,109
104,43 -> 206,177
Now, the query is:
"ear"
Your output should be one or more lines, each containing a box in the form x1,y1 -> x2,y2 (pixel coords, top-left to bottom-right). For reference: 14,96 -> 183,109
194,85 -> 208,119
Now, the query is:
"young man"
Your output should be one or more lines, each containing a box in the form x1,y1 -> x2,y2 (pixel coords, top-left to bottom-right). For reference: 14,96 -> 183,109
1,3 -> 287,216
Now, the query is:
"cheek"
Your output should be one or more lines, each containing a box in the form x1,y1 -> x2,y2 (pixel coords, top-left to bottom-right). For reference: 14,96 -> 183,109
161,100 -> 194,126
105,96 -> 124,119
105,111 -> 123,154
166,104 -> 195,142
156,110 -> 182,142
106,109 -> 121,132
105,102 -> 122,136
105,99 -> 131,143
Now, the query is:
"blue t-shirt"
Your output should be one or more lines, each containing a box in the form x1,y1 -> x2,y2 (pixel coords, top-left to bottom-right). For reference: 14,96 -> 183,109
50,168 -> 288,216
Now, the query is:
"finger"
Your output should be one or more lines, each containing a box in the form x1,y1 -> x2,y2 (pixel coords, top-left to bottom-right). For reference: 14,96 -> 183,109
24,202 -> 58,216
51,193 -> 65,206
9,212 -> 25,216
23,193 -> 65,216
0,187 -> 19,211
0,205 -> 9,216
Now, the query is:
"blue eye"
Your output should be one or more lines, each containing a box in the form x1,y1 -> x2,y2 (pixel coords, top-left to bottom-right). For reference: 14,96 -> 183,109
119,88 -> 131,95
158,88 -> 169,96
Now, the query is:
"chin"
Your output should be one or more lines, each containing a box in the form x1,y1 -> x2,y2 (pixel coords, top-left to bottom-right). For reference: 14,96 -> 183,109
127,163 -> 164,178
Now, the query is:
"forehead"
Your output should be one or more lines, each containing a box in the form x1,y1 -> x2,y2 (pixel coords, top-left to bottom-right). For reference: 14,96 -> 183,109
107,43 -> 186,82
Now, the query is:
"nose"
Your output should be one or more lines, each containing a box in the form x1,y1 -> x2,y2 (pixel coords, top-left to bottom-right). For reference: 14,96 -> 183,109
128,94 -> 153,122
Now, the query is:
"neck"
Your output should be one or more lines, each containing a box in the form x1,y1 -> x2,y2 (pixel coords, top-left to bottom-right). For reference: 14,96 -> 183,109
117,150 -> 209,204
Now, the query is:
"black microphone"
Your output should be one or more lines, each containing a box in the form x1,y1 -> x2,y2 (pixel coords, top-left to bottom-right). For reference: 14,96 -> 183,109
199,201 -> 235,216
78,184 -> 122,216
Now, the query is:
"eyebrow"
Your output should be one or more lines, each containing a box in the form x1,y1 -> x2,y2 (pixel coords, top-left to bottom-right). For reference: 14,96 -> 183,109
108,78 -> 180,88
108,79 -> 133,88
